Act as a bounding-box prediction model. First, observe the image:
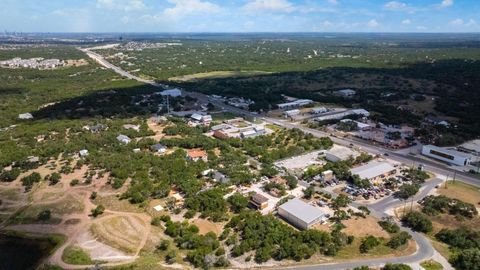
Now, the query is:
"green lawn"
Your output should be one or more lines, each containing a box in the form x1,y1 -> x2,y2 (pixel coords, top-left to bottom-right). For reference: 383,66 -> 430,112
61,245 -> 94,265
420,260 -> 443,270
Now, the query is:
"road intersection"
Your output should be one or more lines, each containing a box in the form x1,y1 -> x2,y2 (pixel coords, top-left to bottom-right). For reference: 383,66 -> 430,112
82,47 -> 468,269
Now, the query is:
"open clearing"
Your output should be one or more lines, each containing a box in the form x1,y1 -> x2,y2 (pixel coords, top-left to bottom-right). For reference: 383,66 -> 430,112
437,181 -> 480,206
168,70 -> 272,81
90,215 -> 147,254
342,216 -> 390,238
192,218 -> 223,235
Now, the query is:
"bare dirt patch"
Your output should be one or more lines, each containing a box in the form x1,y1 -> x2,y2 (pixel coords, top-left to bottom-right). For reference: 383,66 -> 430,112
90,215 -> 147,254
192,218 -> 223,235
342,216 -> 390,238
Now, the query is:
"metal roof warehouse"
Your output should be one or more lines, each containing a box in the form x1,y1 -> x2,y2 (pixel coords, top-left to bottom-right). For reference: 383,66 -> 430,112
278,198 -> 326,230
350,161 -> 396,182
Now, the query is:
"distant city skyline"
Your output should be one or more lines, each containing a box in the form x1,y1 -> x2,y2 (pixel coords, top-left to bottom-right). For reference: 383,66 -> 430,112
1,0 -> 479,33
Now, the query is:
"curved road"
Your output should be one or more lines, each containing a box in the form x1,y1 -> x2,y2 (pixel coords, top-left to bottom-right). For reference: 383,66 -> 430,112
81,47 -> 461,269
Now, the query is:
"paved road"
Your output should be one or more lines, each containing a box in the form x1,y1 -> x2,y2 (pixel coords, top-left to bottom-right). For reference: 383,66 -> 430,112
83,47 -> 457,269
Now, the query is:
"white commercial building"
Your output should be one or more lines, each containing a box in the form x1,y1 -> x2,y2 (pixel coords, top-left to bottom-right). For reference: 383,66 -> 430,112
284,109 -> 300,117
336,89 -> 356,97
277,99 -> 313,110
159,88 -> 182,97
350,161 -> 397,184
422,145 -> 471,166
314,109 -> 369,122
278,198 -> 326,230
325,145 -> 360,162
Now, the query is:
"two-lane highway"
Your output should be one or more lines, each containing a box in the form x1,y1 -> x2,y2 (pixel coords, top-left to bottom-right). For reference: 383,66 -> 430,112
82,47 -> 464,269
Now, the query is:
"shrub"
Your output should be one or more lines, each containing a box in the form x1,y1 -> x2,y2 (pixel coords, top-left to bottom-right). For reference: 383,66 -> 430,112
387,232 -> 412,249
383,263 -> 412,270
360,235 -> 380,253
0,168 -> 21,182
37,210 -> 51,221
91,205 -> 105,217
401,211 -> 432,233
378,217 -> 400,233
70,179 -> 80,186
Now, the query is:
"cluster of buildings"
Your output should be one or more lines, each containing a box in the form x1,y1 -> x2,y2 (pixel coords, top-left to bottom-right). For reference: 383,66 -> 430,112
277,99 -> 314,110
314,109 -> 370,122
117,42 -> 182,51
208,95 -> 255,110
189,113 -> 212,126
0,57 -> 65,69
211,118 -> 270,139
352,124 -> 415,149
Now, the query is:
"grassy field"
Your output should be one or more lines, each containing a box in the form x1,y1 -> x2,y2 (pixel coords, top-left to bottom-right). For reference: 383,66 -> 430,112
169,70 -> 273,81
62,245 -> 94,265
438,181 -> 480,206
93,195 -> 144,213
334,238 -> 415,261
420,260 -> 443,270
13,195 -> 84,225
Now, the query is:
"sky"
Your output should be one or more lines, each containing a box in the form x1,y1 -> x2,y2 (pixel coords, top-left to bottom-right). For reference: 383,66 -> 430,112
1,0 -> 479,33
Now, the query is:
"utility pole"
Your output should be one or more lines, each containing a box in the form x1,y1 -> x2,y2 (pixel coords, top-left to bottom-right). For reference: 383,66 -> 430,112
452,171 -> 457,183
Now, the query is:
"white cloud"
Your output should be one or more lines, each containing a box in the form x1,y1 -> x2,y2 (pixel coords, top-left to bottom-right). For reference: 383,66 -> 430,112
450,18 -> 477,27
243,0 -> 296,13
367,19 -> 379,28
416,26 -> 427,31
163,0 -> 222,19
401,19 -> 411,25
328,0 -> 339,4
440,0 -> 453,8
465,19 -> 477,27
96,0 -> 146,12
385,1 -> 407,10
384,1 -> 415,13
322,20 -> 333,27
450,18 -> 464,26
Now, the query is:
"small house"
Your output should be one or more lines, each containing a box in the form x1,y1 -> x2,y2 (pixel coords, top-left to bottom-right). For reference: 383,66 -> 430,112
250,193 -> 269,210
186,149 -> 208,162
151,144 -> 167,154
117,134 -> 131,144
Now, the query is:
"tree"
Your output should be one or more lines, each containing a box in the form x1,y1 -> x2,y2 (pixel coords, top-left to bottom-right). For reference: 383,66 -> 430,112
285,175 -> 298,189
90,192 -> 97,200
37,210 -> 51,221
21,172 -> 41,191
303,186 -> 315,199
387,232 -> 411,249
360,235 -> 380,253
0,168 -> 21,182
401,211 -> 432,233
449,248 -> 480,270
158,240 -> 170,251
227,193 -> 249,213
91,205 -> 105,217
332,194 -> 351,209
378,217 -> 400,233
395,183 -> 420,199
48,172 -> 61,185
165,249 -> 177,264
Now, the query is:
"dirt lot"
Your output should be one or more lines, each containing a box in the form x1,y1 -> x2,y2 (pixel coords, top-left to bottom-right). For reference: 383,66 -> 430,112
90,215 -> 147,254
192,218 -> 223,235
342,216 -> 390,238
